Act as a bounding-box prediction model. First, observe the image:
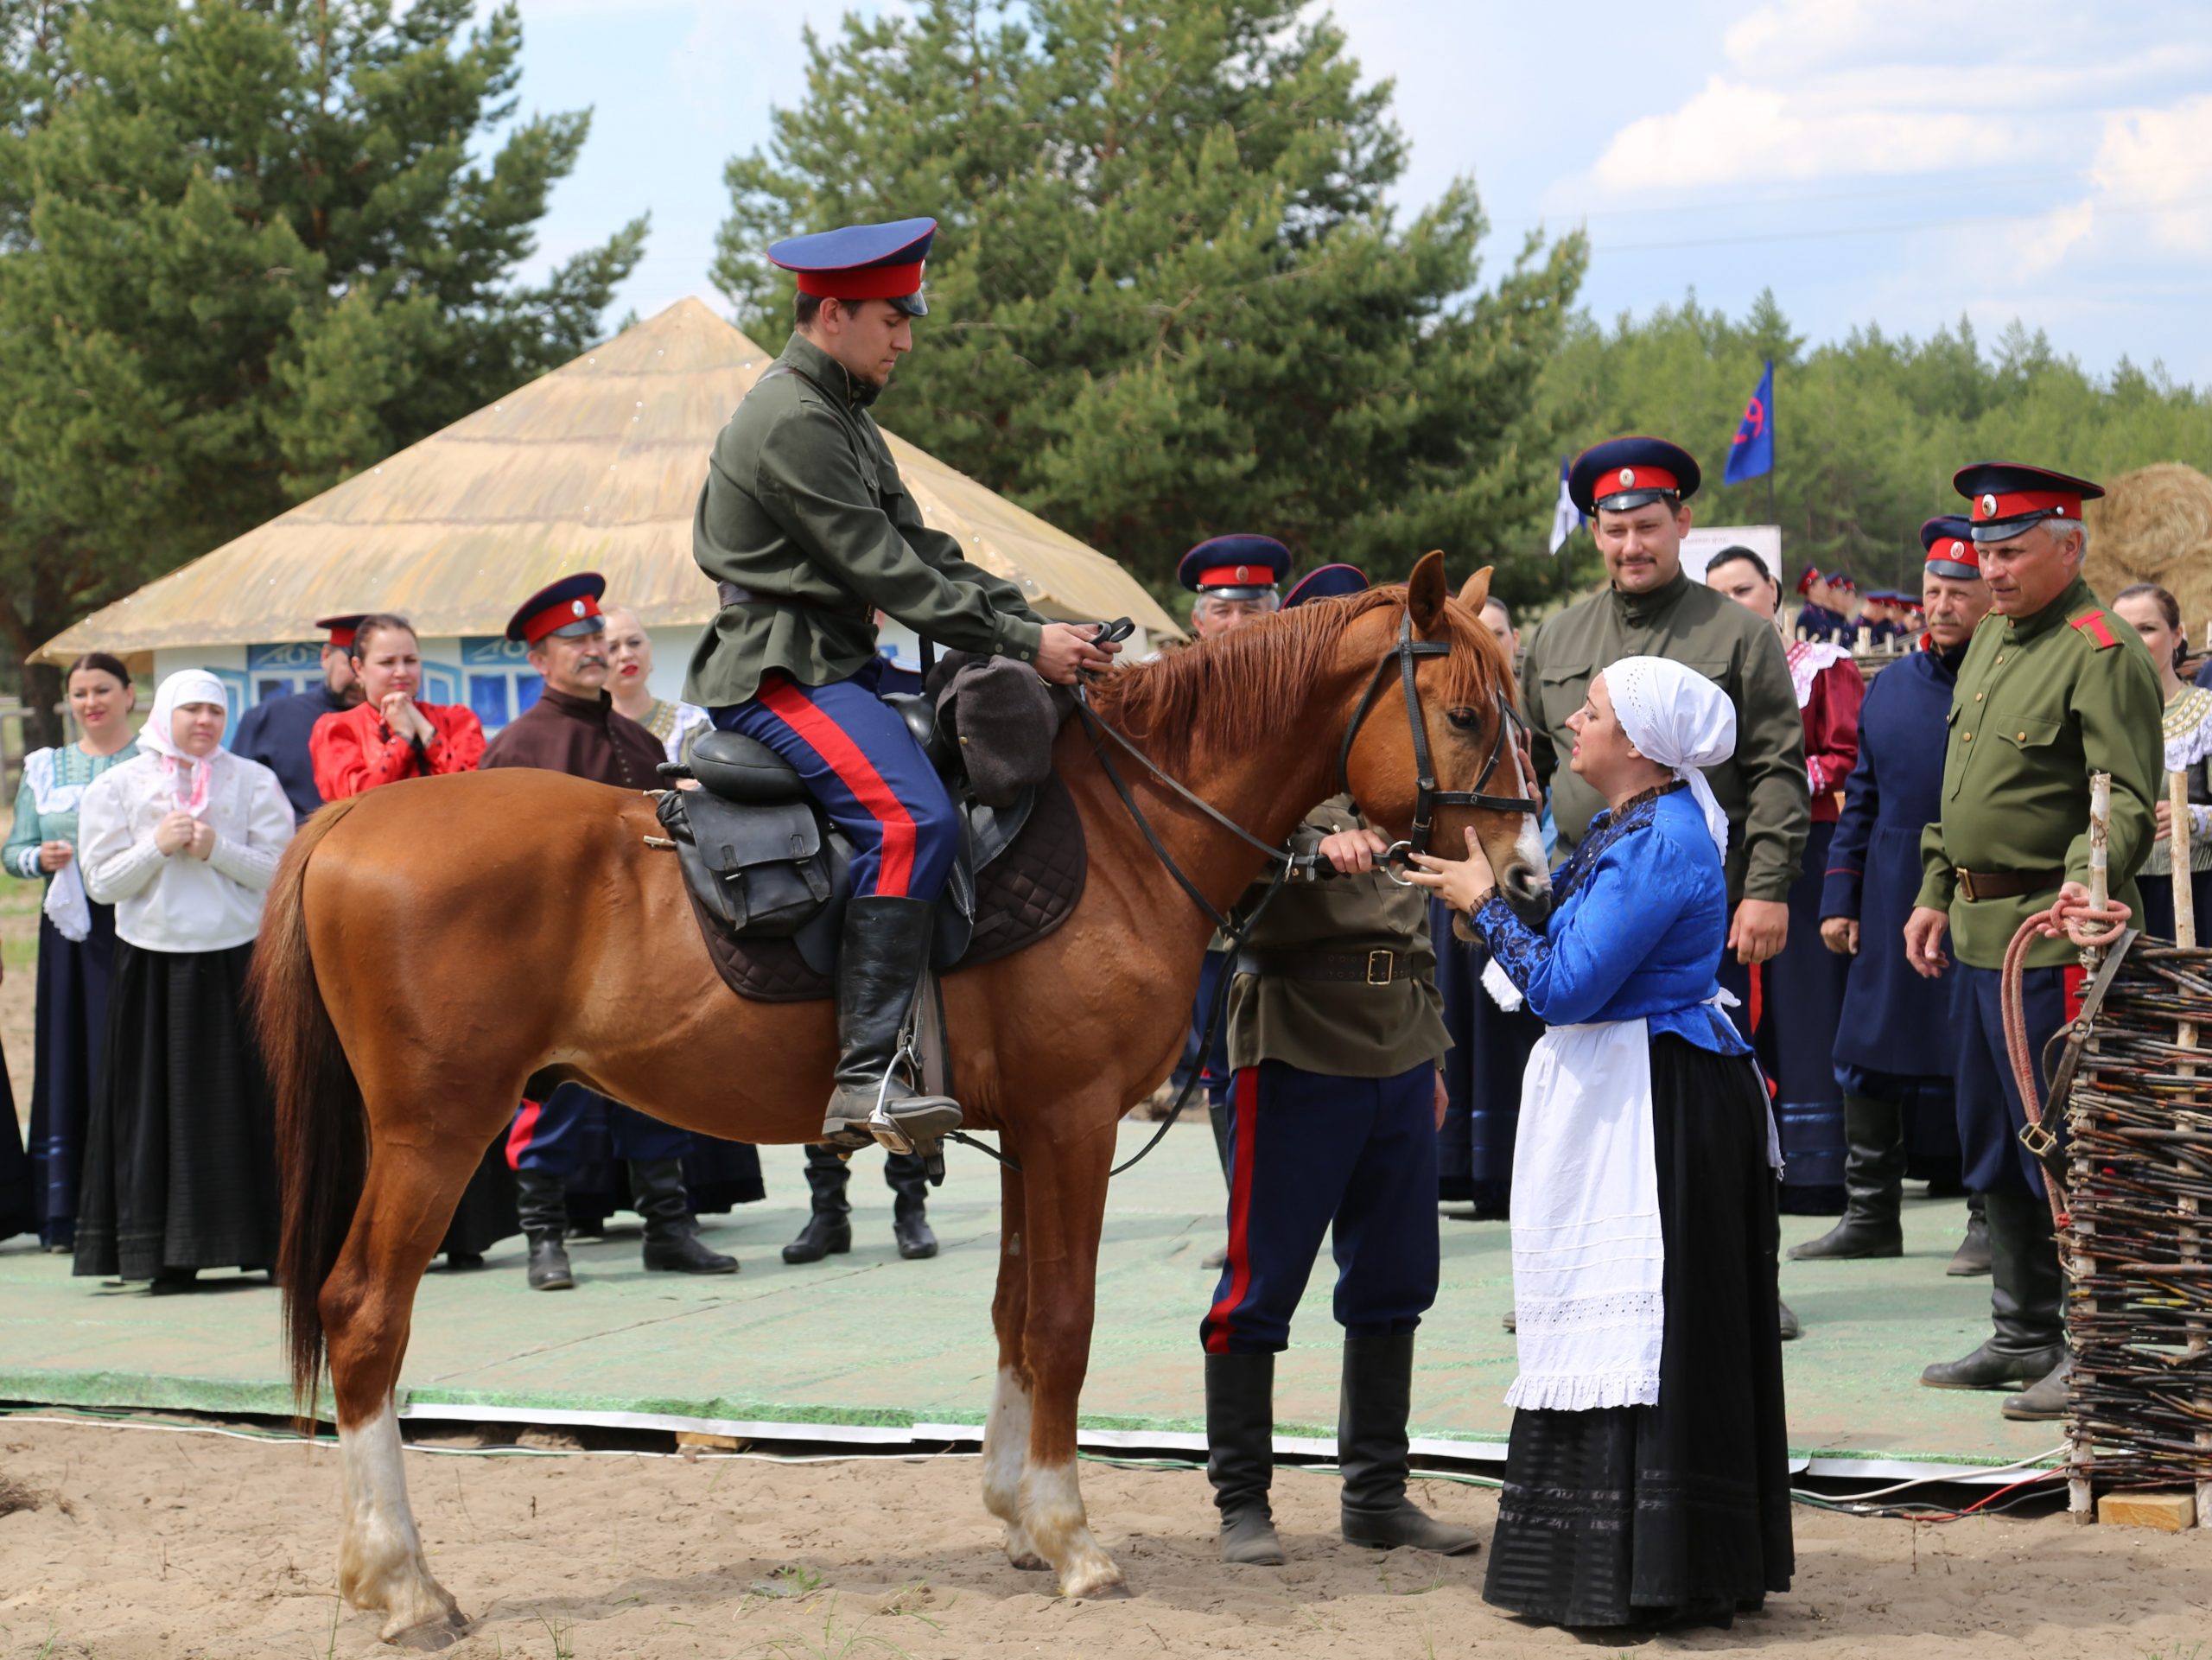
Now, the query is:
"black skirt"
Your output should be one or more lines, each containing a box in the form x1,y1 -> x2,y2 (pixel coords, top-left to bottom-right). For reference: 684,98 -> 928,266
1,1032 -> 29,1243
441,1144 -> 520,1258
1762,818 -> 1848,1215
73,940 -> 279,1282
28,903 -> 119,1249
1483,1034 -> 1795,1629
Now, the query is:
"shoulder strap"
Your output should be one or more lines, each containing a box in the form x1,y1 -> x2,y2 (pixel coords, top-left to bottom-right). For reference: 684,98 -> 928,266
2069,608 -> 2120,650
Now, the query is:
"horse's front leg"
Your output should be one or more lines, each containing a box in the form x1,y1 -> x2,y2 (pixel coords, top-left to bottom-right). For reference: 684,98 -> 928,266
1014,1116 -> 1126,1599
980,1161 -> 1046,1571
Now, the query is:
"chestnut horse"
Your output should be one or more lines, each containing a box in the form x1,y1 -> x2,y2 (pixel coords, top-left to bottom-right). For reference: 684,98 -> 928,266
255,552 -> 1550,1645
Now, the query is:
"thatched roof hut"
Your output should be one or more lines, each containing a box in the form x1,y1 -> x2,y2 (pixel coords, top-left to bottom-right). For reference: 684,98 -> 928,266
2086,462 -> 2212,650
36,298 -> 1178,666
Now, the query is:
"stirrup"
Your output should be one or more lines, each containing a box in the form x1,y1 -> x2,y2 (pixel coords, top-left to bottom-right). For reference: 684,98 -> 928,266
865,1033 -> 958,1154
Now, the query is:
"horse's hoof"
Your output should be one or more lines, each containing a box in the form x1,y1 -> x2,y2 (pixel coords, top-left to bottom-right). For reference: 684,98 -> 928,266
1065,1578 -> 1132,1602
388,1612 -> 468,1651
1008,1549 -> 1050,1572
1059,1568 -> 1129,1601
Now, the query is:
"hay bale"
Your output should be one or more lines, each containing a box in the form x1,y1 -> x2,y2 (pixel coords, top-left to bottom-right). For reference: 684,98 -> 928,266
2085,462 -> 2212,649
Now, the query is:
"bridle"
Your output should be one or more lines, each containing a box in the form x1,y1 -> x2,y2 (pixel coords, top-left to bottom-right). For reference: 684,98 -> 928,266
1337,615 -> 1542,873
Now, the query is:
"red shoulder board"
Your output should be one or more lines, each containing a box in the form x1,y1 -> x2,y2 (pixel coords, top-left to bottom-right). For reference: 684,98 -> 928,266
2070,610 -> 2120,650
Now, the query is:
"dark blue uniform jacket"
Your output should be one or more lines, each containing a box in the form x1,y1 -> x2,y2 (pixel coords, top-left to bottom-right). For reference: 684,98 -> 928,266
231,684 -> 346,824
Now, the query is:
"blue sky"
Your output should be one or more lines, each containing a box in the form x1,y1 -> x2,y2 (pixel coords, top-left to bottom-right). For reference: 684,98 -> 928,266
497,0 -> 2212,385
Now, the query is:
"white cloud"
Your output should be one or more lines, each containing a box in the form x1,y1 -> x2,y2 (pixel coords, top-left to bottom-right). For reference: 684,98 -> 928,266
2091,93 -> 2212,255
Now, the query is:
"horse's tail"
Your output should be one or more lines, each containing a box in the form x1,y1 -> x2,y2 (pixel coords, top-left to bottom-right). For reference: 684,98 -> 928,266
249,797 -> 369,1420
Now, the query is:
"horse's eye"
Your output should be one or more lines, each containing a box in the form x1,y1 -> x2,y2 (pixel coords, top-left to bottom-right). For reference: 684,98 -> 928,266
1445,707 -> 1479,730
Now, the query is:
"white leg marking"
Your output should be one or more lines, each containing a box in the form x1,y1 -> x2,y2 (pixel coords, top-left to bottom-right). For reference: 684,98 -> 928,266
981,1368 -> 1046,1569
338,1402 -> 463,1641
1022,1458 -> 1123,1600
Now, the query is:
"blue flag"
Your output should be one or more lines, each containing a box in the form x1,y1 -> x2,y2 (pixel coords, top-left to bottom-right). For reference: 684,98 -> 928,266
1724,359 -> 1775,485
1547,455 -> 1584,554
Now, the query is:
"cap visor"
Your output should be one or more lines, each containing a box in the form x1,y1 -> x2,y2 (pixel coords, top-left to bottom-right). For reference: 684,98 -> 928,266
549,617 -> 607,639
888,291 -> 928,318
1592,488 -> 1674,515
1924,559 -> 1980,580
1198,585 -> 1278,601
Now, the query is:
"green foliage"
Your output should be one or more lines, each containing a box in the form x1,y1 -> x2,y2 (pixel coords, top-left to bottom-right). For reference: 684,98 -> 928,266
0,0 -> 643,735
712,0 -> 1586,617
1542,290 -> 2212,597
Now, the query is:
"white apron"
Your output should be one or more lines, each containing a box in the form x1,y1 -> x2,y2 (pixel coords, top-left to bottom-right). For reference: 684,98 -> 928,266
22,747 -> 92,943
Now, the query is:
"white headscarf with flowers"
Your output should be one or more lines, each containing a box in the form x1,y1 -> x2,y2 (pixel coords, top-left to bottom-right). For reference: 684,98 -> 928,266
137,669 -> 230,817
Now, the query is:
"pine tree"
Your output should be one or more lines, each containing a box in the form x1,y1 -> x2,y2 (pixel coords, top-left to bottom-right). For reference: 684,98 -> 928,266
711,0 -> 1586,614
0,0 -> 645,741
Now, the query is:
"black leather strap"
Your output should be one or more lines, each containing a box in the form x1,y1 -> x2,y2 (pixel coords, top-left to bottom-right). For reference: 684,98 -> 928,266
1234,947 -> 1404,985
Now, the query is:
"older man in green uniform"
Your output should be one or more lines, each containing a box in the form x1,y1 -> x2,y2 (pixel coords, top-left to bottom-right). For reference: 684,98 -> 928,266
1906,463 -> 2162,1421
688,217 -> 1116,1148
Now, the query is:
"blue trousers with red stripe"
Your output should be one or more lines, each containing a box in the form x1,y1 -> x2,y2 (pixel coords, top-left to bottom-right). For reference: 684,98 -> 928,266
1951,962 -> 2079,1197
1199,1059 -> 1440,1355
711,660 -> 958,901
506,1084 -> 690,1174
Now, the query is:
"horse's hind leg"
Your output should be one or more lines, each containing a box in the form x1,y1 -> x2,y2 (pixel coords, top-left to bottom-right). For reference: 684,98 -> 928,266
323,1136 -> 482,1646
981,1161 -> 1046,1571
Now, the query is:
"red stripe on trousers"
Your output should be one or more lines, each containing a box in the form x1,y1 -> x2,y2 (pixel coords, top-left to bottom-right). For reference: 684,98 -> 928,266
758,676 -> 919,897
2064,964 -> 2087,1024
505,1099 -> 541,1171
1203,1066 -> 1263,1355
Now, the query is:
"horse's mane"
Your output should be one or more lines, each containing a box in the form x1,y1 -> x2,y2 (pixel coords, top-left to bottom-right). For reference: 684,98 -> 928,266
1090,586 -> 1512,772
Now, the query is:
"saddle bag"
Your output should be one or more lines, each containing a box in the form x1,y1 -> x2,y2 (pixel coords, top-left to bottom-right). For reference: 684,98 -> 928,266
656,788 -> 831,938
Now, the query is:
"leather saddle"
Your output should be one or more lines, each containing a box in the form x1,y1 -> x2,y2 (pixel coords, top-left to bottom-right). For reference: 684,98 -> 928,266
654,692 -> 1085,1003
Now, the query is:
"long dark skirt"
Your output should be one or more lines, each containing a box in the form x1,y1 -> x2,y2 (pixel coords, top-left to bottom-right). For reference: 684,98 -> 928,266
2138,870 -> 2212,949
2,1035 -> 29,1243
441,1146 -> 519,1258
73,941 -> 279,1282
1433,896 -> 1542,1212
1484,1034 -> 1795,1629
558,1108 -> 766,1233
1760,819 -> 1847,1214
28,903 -> 118,1249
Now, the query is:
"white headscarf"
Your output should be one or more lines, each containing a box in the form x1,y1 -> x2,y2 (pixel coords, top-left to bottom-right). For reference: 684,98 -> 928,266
1602,655 -> 1737,862
137,668 -> 230,816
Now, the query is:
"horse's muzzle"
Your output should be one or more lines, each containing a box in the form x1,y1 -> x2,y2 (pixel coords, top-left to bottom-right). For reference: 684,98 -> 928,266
1500,860 -> 1553,927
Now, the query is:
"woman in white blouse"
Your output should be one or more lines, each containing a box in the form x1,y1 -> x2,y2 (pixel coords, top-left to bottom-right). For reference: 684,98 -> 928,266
73,670 -> 296,1292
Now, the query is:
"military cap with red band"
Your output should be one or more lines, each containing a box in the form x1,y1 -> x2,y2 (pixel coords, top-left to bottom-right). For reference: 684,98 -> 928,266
1567,436 -> 1702,517
1282,563 -> 1369,608
1920,514 -> 1980,579
1178,534 -> 1292,600
315,613 -> 368,650
1953,461 -> 2103,543
766,217 -> 937,319
506,572 -> 607,646
1794,567 -> 1823,598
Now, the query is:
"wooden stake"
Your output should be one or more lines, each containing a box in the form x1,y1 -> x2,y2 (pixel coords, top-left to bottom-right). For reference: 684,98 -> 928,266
2168,770 -> 2212,1527
2070,773 -> 2113,1523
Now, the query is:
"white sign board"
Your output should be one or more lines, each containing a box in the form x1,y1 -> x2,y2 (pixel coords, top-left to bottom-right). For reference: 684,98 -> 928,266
1681,524 -> 1783,585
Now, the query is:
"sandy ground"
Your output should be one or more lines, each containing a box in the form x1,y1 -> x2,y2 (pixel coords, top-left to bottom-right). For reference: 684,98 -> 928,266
3,1417 -> 2209,1660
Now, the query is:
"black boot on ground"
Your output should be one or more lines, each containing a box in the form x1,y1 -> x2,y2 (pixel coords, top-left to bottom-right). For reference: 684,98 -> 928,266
1921,1190 -> 2063,1389
632,1159 -> 738,1275
828,896 -> 962,1150
517,1168 -> 574,1290
785,1145 -> 854,1264
889,1149 -> 938,1259
1338,1333 -> 1481,1555
1947,1192 -> 1993,1276
2003,1352 -> 2075,1421
1789,1094 -> 1905,1260
1205,1351 -> 1285,1565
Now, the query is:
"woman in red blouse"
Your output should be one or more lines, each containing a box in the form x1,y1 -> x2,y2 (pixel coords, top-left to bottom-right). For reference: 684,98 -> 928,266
310,614 -> 485,798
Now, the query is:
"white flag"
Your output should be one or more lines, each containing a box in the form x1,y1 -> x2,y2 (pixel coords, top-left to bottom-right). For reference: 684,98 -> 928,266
1548,455 -> 1584,556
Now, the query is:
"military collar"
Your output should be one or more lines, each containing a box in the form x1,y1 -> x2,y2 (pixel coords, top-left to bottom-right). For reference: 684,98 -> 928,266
1932,639 -> 1971,678
537,684 -> 613,724
1610,567 -> 1691,628
781,332 -> 881,411
1999,573 -> 2095,645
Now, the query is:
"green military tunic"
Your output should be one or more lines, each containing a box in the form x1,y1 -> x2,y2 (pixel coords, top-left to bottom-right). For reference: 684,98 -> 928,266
1226,797 -> 1450,1078
685,333 -> 1048,707
1916,573 -> 2163,970
1518,569 -> 1809,905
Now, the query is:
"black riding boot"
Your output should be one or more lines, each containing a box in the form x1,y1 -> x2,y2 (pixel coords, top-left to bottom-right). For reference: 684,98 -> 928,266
1789,1093 -> 1904,1259
517,1168 -> 574,1291
827,896 -> 961,1150
1338,1333 -> 1480,1555
1920,1189 -> 2063,1389
888,1151 -> 938,1260
1205,1352 -> 1285,1565
785,1145 -> 855,1264
1947,1192 -> 1993,1276
632,1159 -> 738,1275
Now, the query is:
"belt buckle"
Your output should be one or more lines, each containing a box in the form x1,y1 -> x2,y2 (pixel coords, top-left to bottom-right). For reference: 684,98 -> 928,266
2018,1122 -> 2061,1160
1958,869 -> 1981,903
1366,950 -> 1395,987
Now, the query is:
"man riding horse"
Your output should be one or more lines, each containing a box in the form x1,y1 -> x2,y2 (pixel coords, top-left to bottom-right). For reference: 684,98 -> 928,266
686,216 -> 1121,1148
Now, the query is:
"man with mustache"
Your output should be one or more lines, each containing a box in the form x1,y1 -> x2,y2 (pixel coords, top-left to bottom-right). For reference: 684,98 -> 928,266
485,572 -> 740,1288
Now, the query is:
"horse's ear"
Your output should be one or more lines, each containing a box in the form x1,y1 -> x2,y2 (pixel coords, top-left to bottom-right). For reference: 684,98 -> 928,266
1408,550 -> 1448,636
1459,566 -> 1494,615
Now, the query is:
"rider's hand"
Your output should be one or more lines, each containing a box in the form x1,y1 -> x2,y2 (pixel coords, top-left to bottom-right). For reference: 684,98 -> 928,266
1316,827 -> 1389,875
1033,623 -> 1120,686
1819,916 -> 1859,957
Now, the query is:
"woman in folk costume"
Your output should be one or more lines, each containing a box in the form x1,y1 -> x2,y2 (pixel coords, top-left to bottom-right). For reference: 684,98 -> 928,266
1707,546 -> 1863,1218
308,614 -> 485,797
1409,655 -> 1791,1631
73,671 -> 296,1290
3,652 -> 140,1250
306,613 -> 515,1269
2112,584 -> 2212,944
602,605 -> 712,766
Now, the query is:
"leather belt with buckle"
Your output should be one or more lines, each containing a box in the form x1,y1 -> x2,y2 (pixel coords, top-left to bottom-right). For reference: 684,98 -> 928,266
1956,867 -> 2066,903
1234,948 -> 1402,985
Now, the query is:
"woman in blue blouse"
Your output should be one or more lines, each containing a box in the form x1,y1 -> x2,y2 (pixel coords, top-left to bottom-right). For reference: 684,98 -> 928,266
1410,655 -> 1792,1631
3,652 -> 140,1250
